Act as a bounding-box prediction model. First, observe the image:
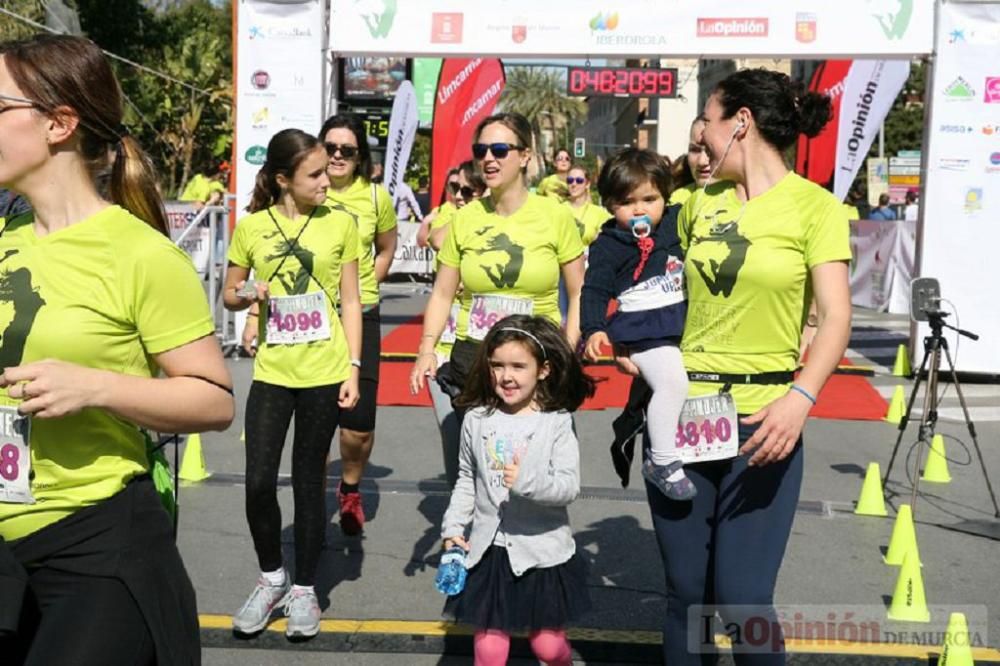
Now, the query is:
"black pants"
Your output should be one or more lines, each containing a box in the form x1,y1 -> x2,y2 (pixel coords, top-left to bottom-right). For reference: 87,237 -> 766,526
647,421 -> 804,666
245,380 -> 342,586
4,476 -> 199,665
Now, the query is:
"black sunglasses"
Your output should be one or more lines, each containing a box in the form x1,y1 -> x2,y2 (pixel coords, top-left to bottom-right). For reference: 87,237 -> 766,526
447,181 -> 480,199
324,142 -> 358,159
566,176 -> 587,185
472,142 -> 524,160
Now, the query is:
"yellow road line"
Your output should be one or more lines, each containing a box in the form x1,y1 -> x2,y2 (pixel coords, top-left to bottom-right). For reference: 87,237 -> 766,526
198,615 -> 1000,659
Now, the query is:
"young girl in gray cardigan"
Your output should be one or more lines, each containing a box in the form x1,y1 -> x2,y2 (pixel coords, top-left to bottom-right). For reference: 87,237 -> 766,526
440,315 -> 596,666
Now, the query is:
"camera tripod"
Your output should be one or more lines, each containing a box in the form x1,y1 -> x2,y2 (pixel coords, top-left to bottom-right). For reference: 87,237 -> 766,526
882,312 -> 1000,518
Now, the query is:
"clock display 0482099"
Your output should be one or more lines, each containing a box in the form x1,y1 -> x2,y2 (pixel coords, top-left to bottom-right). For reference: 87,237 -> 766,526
567,66 -> 678,98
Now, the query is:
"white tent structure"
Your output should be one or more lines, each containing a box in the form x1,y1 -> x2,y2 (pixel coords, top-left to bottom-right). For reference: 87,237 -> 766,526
234,0 -> 1000,374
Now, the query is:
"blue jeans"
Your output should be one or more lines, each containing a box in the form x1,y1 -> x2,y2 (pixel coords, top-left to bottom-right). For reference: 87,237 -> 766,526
646,421 -> 804,666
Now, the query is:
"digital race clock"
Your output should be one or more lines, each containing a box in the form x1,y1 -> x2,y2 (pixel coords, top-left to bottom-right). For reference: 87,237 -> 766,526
566,66 -> 678,98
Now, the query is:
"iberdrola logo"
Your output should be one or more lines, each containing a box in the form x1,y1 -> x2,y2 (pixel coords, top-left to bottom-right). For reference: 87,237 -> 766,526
589,11 -> 619,31
355,0 -> 396,39
869,0 -> 913,40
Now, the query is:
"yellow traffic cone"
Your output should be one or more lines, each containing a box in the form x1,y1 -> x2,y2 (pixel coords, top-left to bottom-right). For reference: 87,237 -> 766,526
855,462 -> 888,516
884,386 -> 906,424
887,549 -> 930,622
178,433 -> 211,482
893,344 -> 912,377
939,612 -> 974,666
884,503 -> 920,566
922,434 -> 952,484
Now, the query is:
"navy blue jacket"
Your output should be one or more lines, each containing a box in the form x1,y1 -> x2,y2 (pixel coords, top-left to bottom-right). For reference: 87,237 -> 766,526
581,205 -> 686,348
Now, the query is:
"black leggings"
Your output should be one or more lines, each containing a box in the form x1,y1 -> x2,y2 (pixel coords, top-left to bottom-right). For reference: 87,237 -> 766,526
12,568 -> 154,665
245,380 -> 342,586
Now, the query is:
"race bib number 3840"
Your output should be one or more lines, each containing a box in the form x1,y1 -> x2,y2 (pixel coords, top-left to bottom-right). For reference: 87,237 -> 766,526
0,406 -> 33,504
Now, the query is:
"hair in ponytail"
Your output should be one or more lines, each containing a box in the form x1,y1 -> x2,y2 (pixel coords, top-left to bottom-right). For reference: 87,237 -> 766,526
713,68 -> 833,152
246,128 -> 323,213
1,34 -> 168,235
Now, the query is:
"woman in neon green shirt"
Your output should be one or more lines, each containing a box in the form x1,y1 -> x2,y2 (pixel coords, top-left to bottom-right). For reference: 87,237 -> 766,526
536,148 -> 572,201
637,69 -> 851,666
0,34 -> 233,663
225,128 -> 362,639
316,113 -> 397,537
563,164 -> 610,246
409,113 -> 585,416
668,116 -> 712,207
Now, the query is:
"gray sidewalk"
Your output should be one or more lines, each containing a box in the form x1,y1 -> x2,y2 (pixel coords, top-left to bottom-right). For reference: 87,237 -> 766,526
179,288 -> 1000,663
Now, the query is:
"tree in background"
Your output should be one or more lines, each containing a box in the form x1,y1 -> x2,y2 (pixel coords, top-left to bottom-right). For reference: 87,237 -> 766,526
0,0 -> 232,198
499,66 -> 587,175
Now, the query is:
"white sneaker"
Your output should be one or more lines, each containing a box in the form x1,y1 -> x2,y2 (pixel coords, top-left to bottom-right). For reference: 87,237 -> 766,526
284,587 -> 322,638
232,576 -> 290,634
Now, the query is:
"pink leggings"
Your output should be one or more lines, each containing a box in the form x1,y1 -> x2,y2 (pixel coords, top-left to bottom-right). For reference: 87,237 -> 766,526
473,629 -> 572,665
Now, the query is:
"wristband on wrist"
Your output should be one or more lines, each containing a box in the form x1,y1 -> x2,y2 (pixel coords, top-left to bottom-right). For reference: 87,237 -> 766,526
350,359 -> 362,368
789,383 -> 817,405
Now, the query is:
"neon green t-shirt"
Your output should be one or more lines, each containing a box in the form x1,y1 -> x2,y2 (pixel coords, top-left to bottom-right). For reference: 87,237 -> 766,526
438,194 -> 584,342
325,177 -> 396,306
564,200 -> 611,246
668,182 -> 698,207
0,206 -> 215,540
678,173 -> 851,413
179,174 -> 225,203
229,206 -> 359,388
427,202 -> 462,359
536,174 -> 568,201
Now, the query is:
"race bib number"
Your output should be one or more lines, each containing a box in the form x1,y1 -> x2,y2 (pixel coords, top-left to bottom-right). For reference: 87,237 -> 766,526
0,407 -> 33,504
440,303 -> 461,345
674,392 -> 738,463
467,294 -> 534,341
266,292 -> 332,345
617,255 -> 686,313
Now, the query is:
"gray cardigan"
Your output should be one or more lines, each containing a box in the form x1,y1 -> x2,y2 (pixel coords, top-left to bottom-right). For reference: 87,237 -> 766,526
441,406 -> 580,576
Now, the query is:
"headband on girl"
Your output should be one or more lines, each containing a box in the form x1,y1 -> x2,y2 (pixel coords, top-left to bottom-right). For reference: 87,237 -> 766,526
497,327 -> 547,359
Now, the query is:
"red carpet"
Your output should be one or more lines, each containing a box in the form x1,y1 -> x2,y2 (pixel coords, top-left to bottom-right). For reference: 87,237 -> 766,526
378,316 -> 888,420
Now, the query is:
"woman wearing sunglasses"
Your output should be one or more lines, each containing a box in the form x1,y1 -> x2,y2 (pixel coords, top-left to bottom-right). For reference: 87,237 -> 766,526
316,113 -> 397,537
417,168 -> 460,248
536,147 -> 572,202
0,35 -> 233,664
409,112 -> 585,423
563,164 -> 610,247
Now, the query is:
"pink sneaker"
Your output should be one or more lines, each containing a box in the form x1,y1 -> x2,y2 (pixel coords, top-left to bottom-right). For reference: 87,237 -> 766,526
337,484 -> 365,535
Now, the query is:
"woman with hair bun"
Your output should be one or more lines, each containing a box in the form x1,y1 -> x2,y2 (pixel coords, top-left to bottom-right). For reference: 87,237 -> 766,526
635,68 -> 852,666
0,34 -> 234,663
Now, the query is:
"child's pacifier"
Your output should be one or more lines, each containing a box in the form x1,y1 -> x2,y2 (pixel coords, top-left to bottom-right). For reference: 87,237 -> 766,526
630,215 -> 652,239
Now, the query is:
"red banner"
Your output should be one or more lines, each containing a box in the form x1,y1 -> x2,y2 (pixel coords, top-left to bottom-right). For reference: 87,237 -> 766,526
431,58 -> 505,208
795,59 -> 852,190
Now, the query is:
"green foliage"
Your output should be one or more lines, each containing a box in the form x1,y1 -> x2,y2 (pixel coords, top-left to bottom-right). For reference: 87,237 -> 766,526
499,66 -> 587,172
0,1 -> 44,41
869,60 -> 925,160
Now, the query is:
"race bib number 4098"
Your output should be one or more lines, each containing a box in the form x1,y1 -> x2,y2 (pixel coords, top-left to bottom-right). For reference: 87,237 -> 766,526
266,292 -> 332,345
0,406 -> 33,504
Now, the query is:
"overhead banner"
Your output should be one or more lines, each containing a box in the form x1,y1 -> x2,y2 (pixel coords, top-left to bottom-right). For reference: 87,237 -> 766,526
384,80 -> 418,205
430,58 -> 505,209
235,0 -> 325,213
329,1 -> 934,57
796,60 -> 852,190
832,60 -> 910,201
918,1 -> 1000,373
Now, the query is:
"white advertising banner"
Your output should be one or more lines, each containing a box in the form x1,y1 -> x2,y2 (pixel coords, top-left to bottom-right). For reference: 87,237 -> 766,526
919,1 -> 1000,373
165,202 -> 211,275
235,0 -> 325,212
389,221 -> 435,275
384,80 -> 418,204
330,1 -> 934,58
833,60 -> 911,201
850,219 -> 916,314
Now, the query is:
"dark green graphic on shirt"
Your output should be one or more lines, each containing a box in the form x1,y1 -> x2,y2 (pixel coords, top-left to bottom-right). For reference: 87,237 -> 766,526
475,232 -> 525,289
690,222 -> 752,298
264,230 -> 314,295
0,249 -> 45,367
